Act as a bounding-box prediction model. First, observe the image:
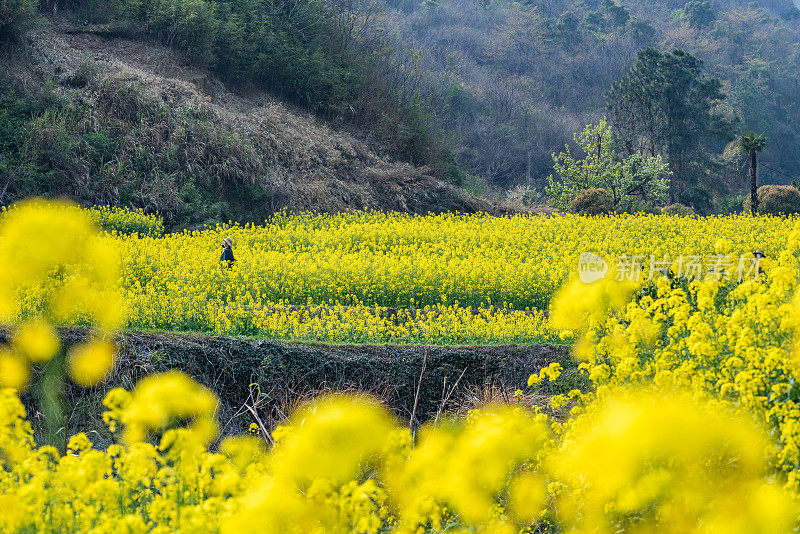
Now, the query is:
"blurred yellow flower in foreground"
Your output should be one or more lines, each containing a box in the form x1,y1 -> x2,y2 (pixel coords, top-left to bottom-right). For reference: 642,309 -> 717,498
118,370 -> 219,445
67,339 -> 116,387
0,348 -> 29,390
0,199 -> 123,395
13,321 -> 59,363
3,382 -> 792,532
551,389 -> 795,533
0,199 -> 123,330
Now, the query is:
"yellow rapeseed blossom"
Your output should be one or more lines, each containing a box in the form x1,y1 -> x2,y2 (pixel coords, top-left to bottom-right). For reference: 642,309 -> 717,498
551,388 -> 796,533
386,404 -> 549,530
528,361 -> 564,386
119,370 -> 219,445
0,348 -> 29,390
0,200 -> 128,443
2,203 -> 800,532
104,211 -> 793,343
2,383 -> 792,532
565,223 -> 800,499
67,339 -> 116,387
13,321 -> 59,362
6,206 -> 798,346
0,199 -> 123,330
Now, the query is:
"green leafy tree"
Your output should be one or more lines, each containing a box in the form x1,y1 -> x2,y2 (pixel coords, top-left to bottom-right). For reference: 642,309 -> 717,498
546,119 -> 670,211
555,12 -> 581,48
728,79 -> 776,136
606,48 -> 734,206
627,18 -> 656,46
739,132 -> 768,215
681,1 -> 716,28
602,0 -> 630,27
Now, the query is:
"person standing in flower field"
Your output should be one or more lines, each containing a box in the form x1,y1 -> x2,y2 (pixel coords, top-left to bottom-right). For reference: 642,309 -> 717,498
753,249 -> 765,277
220,237 -> 235,268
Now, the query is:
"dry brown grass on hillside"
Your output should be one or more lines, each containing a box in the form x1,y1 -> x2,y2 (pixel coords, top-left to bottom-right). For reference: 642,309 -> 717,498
13,25 -> 496,217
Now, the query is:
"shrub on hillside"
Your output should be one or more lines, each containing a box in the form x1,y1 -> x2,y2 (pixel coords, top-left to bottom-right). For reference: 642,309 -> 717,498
504,184 -> 545,209
104,0 -> 458,182
661,203 -> 696,216
568,188 -> 615,215
0,0 -> 38,44
547,120 -> 670,210
0,72 -> 266,228
716,195 -> 746,214
760,185 -> 800,215
144,0 -> 217,65
743,184 -> 800,215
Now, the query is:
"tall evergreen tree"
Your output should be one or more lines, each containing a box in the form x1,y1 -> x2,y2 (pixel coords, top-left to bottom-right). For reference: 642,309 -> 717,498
605,48 -> 734,207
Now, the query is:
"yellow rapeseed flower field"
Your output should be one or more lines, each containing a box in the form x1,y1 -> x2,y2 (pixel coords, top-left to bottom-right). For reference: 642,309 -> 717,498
1,200 -> 800,532
110,210 -> 794,343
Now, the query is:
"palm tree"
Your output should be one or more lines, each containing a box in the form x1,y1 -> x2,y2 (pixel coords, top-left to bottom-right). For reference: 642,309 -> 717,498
739,132 -> 768,215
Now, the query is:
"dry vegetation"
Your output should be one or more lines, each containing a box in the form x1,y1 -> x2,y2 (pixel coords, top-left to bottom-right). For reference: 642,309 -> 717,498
3,25 -> 493,227
2,326 -> 574,445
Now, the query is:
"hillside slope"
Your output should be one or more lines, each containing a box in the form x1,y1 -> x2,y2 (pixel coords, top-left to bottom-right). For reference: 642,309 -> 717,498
2,24 -> 492,227
385,0 -> 800,204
